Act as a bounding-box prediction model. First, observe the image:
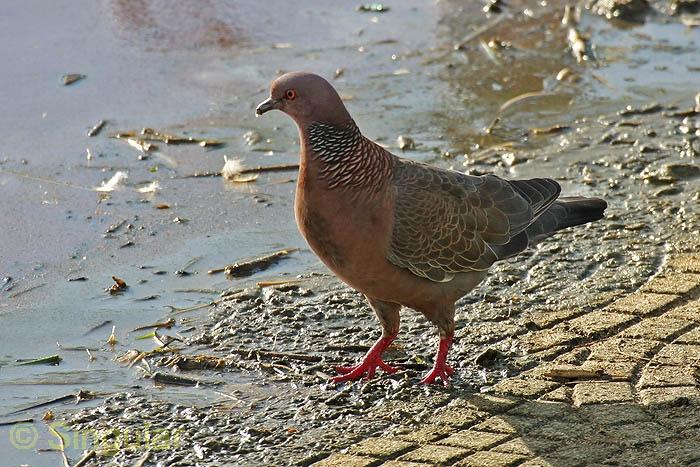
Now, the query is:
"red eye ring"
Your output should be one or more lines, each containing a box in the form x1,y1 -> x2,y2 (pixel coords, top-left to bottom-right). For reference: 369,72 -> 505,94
285,89 -> 297,100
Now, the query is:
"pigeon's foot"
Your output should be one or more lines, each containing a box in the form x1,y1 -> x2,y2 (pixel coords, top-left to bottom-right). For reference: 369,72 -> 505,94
332,335 -> 398,383
420,334 -> 454,386
420,363 -> 454,386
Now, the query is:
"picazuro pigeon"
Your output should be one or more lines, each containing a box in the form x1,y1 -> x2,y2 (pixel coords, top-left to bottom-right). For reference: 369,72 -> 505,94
256,72 -> 607,385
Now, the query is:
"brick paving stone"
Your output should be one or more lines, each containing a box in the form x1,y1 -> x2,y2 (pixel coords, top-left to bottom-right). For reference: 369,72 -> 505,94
606,292 -> 678,316
551,347 -> 590,365
619,315 -> 692,341
437,430 -> 510,451
538,386 -> 572,403
639,386 -> 700,405
675,326 -> 700,344
312,453 -> 378,467
427,402 -> 488,429
507,401 -> 573,420
527,419 -> 593,442
397,444 -> 471,465
458,394 -> 520,414
472,416 -> 519,434
349,438 -> 417,459
637,365 -> 698,388
641,273 -> 700,295
576,402 -> 652,425
522,308 -> 585,330
491,378 -> 560,399
572,381 -> 634,406
567,311 -> 636,338
664,299 -> 700,322
666,254 -> 700,273
380,462 -> 432,467
490,438 -> 536,456
453,450 -> 526,467
395,425 -> 452,444
611,421 -> 676,447
517,458 -> 556,467
520,325 -> 582,352
587,337 -> 660,362
654,343 -> 700,366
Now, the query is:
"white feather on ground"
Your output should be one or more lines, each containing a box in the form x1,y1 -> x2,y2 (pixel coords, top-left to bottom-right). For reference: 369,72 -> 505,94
221,156 -> 258,183
94,171 -> 128,192
136,181 -> 161,193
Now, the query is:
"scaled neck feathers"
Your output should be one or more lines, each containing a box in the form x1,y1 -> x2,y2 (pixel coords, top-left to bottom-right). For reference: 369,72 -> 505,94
306,121 -> 393,192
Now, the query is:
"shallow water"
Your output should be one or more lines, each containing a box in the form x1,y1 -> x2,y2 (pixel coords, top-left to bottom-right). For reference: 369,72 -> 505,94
0,0 -> 699,465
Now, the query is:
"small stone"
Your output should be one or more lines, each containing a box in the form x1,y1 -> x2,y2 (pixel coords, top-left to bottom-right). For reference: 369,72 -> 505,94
397,135 -> 416,151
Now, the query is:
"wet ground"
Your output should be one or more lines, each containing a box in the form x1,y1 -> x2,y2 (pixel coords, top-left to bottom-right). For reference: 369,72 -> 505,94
0,0 -> 699,466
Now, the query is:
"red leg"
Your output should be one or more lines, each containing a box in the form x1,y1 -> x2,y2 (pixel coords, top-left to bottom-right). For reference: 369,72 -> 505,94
420,334 -> 454,386
332,334 -> 399,383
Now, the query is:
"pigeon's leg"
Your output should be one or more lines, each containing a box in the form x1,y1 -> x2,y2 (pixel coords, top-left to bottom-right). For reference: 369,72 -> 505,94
420,307 -> 455,386
333,298 -> 400,382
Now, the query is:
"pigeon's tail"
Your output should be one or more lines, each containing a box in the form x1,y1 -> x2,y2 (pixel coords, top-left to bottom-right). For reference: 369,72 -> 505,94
525,196 -> 608,245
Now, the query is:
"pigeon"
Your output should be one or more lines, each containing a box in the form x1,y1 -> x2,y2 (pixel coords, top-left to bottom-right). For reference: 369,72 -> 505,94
256,72 -> 607,385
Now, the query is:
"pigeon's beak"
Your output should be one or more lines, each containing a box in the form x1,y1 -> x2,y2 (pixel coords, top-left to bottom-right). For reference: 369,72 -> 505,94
255,97 -> 279,116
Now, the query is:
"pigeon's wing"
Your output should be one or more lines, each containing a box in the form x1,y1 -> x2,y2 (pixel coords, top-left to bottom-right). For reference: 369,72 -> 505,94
387,159 -> 561,282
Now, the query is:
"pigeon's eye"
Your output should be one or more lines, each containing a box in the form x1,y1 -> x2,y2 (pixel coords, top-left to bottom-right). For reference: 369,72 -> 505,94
285,89 -> 297,100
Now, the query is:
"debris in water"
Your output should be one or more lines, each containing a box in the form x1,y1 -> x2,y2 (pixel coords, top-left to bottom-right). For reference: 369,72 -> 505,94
530,125 -> 571,135
199,139 -> 224,148
151,371 -> 208,387
208,248 -> 298,278
162,354 -> 230,371
155,203 -> 170,209
107,325 -> 117,346
16,354 -> 62,366
567,27 -> 592,63
62,74 -> 85,85
357,3 -> 390,13
94,171 -> 128,192
87,120 -> 106,137
105,219 -> 127,234
618,103 -> 663,116
131,318 -> 175,333
483,0 -> 504,14
588,0 -> 649,21
397,135 -> 416,151
127,138 -> 156,152
8,390 -> 96,415
42,410 -> 54,421
136,181 -> 161,194
84,320 -> 112,335
243,130 -> 262,146
106,276 -> 127,295
67,276 -> 88,282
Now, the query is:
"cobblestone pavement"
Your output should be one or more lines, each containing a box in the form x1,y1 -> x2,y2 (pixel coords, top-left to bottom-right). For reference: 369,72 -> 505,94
314,252 -> 700,467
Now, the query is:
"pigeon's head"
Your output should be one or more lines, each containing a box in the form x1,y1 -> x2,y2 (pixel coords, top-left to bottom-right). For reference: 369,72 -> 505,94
256,72 -> 352,126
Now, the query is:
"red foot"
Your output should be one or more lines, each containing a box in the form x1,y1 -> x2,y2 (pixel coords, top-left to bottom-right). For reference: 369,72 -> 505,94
332,335 -> 398,383
420,335 -> 454,386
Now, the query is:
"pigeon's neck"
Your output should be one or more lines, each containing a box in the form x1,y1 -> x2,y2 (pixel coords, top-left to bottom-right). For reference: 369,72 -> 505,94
302,121 -> 393,192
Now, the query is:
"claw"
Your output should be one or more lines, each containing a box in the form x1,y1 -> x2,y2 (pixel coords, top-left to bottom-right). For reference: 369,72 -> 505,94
419,366 -> 452,386
420,334 -> 454,386
332,335 -> 397,383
